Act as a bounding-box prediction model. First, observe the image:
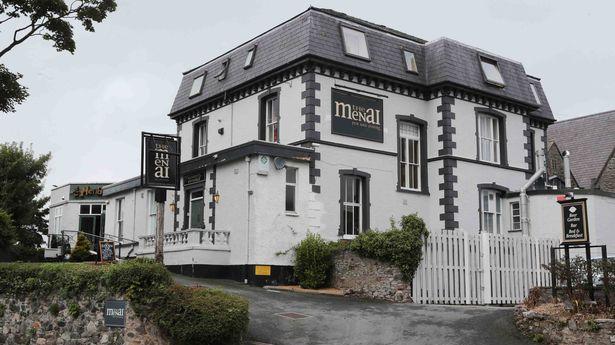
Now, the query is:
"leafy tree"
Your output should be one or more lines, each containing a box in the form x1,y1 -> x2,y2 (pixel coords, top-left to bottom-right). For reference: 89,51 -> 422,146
0,208 -> 15,248
0,142 -> 50,260
0,0 -> 117,113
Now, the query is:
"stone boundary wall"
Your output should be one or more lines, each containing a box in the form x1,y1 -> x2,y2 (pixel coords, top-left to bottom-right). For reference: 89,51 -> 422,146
331,250 -> 411,302
0,295 -> 169,345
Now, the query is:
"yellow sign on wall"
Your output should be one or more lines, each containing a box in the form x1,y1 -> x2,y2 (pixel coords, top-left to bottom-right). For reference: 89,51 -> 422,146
255,265 -> 271,276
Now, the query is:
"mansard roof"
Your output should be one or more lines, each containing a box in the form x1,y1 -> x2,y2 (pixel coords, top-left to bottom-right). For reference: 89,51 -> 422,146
169,7 -> 554,122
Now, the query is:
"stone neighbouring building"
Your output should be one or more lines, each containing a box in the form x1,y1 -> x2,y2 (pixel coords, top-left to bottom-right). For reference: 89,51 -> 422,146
548,110 -> 615,192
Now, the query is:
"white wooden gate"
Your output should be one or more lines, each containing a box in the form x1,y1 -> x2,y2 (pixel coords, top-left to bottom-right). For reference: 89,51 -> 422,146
412,230 -> 558,305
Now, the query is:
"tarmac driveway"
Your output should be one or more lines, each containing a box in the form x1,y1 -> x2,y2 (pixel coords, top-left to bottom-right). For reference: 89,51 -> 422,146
173,274 -> 531,345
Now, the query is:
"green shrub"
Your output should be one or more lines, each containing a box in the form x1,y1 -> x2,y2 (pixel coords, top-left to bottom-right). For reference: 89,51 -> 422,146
153,285 -> 249,345
294,233 -> 334,289
0,261 -> 249,345
48,303 -> 59,317
0,303 -> 5,318
67,302 -> 80,318
70,234 -> 94,262
350,214 -> 429,281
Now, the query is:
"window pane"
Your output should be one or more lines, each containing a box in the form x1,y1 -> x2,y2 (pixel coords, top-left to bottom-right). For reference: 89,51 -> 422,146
245,49 -> 254,67
190,75 -> 204,97
530,83 -> 541,104
190,199 -> 204,228
344,206 -> 352,235
496,194 -> 501,213
91,205 -> 102,214
411,165 -> 419,189
480,58 -> 505,85
400,122 -> 419,138
400,162 -> 407,188
400,138 -> 407,162
353,206 -> 361,235
286,168 -> 297,184
285,185 -> 295,212
341,26 -> 369,59
403,50 -> 418,73
482,191 -> 489,212
80,205 -> 90,214
353,179 -> 361,203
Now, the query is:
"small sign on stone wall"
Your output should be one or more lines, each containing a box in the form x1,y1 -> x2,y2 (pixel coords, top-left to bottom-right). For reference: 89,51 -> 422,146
104,300 -> 127,328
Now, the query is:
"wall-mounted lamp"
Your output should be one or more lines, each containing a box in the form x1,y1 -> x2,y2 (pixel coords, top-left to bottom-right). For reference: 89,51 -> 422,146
169,202 -> 176,213
213,191 -> 221,204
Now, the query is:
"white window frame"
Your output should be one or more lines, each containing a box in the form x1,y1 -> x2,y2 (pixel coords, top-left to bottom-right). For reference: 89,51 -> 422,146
340,25 -> 370,60
479,56 -> 505,86
478,113 -> 500,164
285,167 -> 298,213
399,122 -> 421,191
342,176 -> 363,238
189,74 -> 205,97
189,190 -> 204,229
402,50 -> 418,73
53,206 -> 63,234
147,190 -> 157,236
197,121 -> 207,156
244,45 -> 256,69
510,201 -> 521,231
116,198 -> 124,239
530,83 -> 541,105
265,96 -> 279,143
481,189 -> 502,234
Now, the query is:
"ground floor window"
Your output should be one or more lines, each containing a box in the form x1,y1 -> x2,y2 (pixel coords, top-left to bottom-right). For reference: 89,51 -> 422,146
285,167 -> 297,212
339,170 -> 370,237
510,201 -> 521,231
115,198 -> 124,239
189,189 -> 204,228
480,189 -> 502,233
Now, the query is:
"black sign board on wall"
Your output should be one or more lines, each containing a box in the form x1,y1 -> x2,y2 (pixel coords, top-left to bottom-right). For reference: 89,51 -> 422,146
331,88 -> 384,142
141,132 -> 181,190
104,300 -> 126,328
558,198 -> 589,244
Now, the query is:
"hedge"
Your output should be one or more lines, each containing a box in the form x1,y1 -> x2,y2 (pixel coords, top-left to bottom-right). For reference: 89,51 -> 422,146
0,259 -> 249,345
293,214 -> 429,288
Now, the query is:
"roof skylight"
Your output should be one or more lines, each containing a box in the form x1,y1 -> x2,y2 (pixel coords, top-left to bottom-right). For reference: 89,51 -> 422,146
215,58 -> 230,81
479,56 -> 505,87
244,45 -> 257,69
530,83 -> 541,104
340,25 -> 370,60
189,74 -> 205,97
402,50 -> 418,73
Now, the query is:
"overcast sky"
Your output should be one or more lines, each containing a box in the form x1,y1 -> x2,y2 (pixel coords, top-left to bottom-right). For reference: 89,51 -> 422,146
1,0 -> 614,197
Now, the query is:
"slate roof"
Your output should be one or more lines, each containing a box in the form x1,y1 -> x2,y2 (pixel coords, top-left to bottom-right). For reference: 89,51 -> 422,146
547,110 -> 615,188
102,176 -> 142,197
169,7 -> 554,121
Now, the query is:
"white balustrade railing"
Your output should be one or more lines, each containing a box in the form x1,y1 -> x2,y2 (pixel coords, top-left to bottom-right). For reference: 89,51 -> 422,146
139,229 -> 230,250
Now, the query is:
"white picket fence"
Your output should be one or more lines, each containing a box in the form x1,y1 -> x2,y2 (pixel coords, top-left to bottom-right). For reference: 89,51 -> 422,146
412,230 -> 558,305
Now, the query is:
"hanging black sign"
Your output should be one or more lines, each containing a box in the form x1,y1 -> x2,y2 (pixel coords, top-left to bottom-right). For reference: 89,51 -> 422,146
331,88 -> 384,142
99,241 -> 115,262
104,300 -> 126,328
559,198 -> 589,244
141,132 -> 180,190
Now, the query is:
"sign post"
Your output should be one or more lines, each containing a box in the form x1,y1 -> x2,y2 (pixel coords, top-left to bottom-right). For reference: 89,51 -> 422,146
141,132 -> 180,264
556,197 -> 594,300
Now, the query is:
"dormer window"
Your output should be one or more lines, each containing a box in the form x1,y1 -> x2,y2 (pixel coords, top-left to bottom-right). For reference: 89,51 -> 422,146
530,83 -> 541,104
402,50 -> 418,73
244,45 -> 257,69
340,25 -> 370,60
215,58 -> 230,81
189,73 -> 205,97
479,56 -> 505,87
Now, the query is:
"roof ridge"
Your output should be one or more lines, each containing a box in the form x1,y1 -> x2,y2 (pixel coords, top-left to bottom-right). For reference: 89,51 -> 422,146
310,7 -> 427,44
554,109 -> 615,124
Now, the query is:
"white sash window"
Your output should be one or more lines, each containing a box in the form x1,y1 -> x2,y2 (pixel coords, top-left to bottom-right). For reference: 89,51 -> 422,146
481,190 -> 502,233
399,122 -> 421,190
478,113 -> 500,163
